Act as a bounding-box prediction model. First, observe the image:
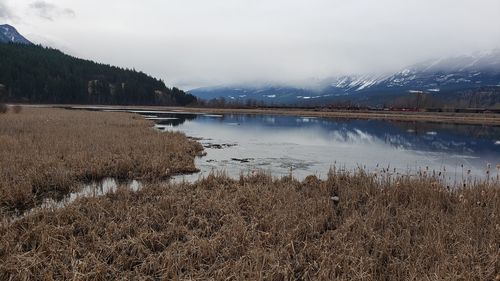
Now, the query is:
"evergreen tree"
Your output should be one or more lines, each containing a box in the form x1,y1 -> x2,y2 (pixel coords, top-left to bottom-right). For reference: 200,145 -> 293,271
0,43 -> 197,106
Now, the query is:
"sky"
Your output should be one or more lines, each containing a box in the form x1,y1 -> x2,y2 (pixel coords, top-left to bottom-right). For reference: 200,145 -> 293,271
1,0 -> 500,89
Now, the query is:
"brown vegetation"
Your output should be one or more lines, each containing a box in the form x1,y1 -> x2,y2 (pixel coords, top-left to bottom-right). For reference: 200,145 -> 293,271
0,104 -> 6,114
0,107 -> 202,212
0,85 -> 7,114
0,171 -> 498,280
12,105 -> 22,114
1,106 -> 498,280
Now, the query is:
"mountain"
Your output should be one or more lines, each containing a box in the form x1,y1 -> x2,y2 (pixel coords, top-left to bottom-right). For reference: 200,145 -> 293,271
190,85 -> 316,105
190,50 -> 500,107
0,26 -> 196,106
0,24 -> 32,45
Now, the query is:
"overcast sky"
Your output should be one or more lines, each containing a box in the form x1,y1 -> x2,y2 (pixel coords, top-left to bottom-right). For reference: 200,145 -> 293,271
1,0 -> 500,89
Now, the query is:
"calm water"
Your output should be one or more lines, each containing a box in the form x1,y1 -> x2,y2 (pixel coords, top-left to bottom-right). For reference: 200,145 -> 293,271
8,108 -> 499,219
140,111 -> 500,183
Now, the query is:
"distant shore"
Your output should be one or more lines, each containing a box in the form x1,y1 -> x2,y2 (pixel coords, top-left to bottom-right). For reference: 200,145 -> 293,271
59,105 -> 500,126
173,107 -> 500,126
15,104 -> 500,126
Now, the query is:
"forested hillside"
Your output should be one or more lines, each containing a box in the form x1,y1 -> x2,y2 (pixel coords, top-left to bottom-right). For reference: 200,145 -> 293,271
0,43 -> 196,105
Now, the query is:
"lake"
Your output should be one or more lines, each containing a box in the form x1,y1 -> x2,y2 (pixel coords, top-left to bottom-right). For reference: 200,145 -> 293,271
137,111 -> 500,184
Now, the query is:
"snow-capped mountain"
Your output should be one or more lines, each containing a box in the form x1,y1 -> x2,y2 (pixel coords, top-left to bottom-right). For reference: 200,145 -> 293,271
382,50 -> 500,90
0,24 -> 32,45
190,85 -> 317,104
320,49 -> 500,98
190,50 -> 500,106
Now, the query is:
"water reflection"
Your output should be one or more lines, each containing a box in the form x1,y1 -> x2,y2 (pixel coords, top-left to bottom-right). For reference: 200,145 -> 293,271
151,113 -> 499,182
6,178 -> 143,223
136,112 -> 198,126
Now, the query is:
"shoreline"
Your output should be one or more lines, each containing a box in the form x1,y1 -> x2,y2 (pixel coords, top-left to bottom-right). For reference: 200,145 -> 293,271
174,106 -> 500,126
21,104 -> 500,126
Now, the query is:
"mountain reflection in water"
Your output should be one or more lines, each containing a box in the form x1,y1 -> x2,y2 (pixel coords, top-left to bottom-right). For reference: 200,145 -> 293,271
142,112 -> 499,182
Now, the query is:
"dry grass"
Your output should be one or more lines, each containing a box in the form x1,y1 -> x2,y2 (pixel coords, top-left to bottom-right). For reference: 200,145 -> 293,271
0,107 -> 202,212
1,171 -> 498,280
1,106 -> 498,280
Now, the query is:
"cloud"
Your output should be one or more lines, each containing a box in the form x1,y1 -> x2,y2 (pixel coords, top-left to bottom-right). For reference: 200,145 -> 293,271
10,0 -> 500,89
29,0 -> 75,21
0,0 -> 15,20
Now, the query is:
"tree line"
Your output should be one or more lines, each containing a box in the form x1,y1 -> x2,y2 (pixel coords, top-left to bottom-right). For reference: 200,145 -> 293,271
0,43 -> 197,106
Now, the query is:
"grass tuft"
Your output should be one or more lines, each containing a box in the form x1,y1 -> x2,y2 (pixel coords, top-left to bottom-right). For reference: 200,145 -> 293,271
0,171 -> 498,280
0,107 -> 202,212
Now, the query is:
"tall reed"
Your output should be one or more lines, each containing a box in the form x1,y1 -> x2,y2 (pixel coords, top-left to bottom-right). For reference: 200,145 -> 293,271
0,107 -> 202,212
1,171 -> 498,280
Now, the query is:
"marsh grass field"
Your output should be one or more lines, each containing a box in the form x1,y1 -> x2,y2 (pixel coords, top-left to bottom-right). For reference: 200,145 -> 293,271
0,107 -> 202,213
0,107 -> 499,280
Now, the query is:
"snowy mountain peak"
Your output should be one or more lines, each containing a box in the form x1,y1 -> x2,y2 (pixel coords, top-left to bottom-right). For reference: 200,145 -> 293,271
0,24 -> 32,45
190,49 -> 500,105
404,49 -> 500,74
